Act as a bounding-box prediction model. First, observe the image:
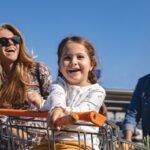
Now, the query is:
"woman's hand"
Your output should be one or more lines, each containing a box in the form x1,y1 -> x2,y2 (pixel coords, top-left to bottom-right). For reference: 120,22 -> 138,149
26,91 -> 43,109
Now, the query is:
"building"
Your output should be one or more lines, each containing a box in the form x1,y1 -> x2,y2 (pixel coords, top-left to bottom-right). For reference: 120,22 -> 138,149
105,88 -> 133,121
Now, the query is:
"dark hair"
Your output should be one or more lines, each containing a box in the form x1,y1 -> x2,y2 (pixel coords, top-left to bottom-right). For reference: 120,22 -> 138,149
57,36 -> 99,84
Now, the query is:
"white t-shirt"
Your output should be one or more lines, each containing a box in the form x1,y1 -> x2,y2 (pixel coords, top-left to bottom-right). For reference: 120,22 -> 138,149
40,76 -> 106,149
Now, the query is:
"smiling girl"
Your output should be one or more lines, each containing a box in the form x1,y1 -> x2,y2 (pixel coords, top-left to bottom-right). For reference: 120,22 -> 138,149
29,36 -> 106,150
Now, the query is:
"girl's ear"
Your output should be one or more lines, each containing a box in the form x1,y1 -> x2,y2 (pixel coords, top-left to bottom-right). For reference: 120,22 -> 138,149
90,61 -> 94,71
89,66 -> 93,71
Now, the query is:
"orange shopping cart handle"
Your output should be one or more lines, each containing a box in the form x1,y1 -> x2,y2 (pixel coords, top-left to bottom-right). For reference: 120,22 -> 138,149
0,109 -> 48,118
70,111 -> 106,126
0,109 -> 106,126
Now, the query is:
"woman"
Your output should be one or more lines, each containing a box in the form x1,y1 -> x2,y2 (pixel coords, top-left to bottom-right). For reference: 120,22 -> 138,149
0,23 -> 52,149
0,23 -> 52,108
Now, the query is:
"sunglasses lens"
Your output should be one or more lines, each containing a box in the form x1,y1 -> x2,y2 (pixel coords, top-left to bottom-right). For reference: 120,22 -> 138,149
12,36 -> 20,45
0,36 -> 20,47
0,38 -> 9,46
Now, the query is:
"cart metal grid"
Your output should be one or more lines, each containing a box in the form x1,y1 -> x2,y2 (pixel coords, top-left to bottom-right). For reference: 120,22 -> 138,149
0,109 -> 149,150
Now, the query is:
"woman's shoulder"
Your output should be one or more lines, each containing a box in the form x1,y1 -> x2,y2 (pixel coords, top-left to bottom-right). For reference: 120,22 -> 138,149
37,62 -> 49,70
29,61 -> 52,83
30,62 -> 49,72
36,62 -> 52,75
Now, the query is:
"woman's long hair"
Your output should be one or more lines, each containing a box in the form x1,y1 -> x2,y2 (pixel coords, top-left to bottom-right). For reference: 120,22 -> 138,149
0,23 -> 36,105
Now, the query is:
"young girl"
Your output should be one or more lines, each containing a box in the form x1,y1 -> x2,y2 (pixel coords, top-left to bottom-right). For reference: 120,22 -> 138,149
28,36 -> 106,150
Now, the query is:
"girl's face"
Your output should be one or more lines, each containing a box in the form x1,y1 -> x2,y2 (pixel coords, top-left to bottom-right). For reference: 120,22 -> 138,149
59,41 -> 93,86
0,29 -> 20,66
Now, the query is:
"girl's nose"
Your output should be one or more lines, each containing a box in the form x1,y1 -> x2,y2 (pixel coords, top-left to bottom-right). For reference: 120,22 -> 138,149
71,57 -> 77,65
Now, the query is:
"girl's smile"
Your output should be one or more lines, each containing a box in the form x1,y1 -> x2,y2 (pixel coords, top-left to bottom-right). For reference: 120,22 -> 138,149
59,41 -> 93,86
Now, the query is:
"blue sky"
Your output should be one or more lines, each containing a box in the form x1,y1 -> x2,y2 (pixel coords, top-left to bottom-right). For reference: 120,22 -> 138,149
0,0 -> 150,90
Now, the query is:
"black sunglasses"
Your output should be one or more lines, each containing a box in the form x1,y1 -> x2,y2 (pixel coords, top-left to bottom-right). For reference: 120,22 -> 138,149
0,35 -> 20,47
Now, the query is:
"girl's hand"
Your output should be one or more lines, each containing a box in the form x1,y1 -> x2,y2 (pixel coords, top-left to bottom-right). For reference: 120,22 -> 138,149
47,107 -> 66,131
26,91 -> 43,109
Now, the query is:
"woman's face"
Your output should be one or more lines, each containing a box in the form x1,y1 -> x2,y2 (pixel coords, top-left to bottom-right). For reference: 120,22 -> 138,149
0,29 -> 20,66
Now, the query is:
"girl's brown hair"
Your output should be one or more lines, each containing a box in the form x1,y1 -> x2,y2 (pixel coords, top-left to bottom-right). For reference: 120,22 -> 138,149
0,23 -> 36,105
57,36 -> 99,84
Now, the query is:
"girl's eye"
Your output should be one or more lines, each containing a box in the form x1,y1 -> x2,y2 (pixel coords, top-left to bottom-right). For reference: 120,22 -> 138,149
63,56 -> 71,60
77,55 -> 84,59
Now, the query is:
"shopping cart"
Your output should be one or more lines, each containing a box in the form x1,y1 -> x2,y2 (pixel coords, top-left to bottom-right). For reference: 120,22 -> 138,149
0,109 -> 149,150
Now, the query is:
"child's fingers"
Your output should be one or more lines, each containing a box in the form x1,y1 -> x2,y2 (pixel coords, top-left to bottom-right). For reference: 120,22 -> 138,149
48,114 -> 77,131
54,113 -> 78,127
47,109 -> 70,129
47,111 -> 59,128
